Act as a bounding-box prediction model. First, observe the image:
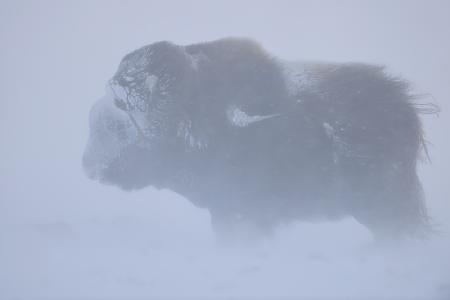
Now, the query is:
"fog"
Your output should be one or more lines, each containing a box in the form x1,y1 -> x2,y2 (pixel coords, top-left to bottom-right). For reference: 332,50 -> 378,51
1,1 -> 450,299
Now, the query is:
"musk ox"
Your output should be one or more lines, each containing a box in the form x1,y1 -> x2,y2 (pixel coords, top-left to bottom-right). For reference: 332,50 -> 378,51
83,38 -> 432,239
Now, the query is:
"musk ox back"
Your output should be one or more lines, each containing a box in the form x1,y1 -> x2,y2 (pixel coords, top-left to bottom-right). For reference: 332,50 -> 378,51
83,38 -> 431,239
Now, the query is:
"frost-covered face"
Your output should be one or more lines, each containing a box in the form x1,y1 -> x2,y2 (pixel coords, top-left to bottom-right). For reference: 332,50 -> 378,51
83,42 -> 195,190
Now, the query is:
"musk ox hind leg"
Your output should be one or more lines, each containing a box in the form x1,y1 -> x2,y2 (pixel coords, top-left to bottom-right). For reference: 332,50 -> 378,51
345,162 -> 430,241
315,64 -> 432,240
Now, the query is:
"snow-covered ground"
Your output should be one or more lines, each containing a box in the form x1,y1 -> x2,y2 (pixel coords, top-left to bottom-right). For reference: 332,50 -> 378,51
1,1 -> 449,299
2,194 -> 450,299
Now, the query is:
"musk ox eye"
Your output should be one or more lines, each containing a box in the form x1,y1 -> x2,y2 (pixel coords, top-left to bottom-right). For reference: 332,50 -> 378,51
114,98 -> 129,111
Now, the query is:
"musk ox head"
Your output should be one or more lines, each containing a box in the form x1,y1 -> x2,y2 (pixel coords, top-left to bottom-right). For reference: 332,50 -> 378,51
83,38 -> 286,191
83,41 -> 193,190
